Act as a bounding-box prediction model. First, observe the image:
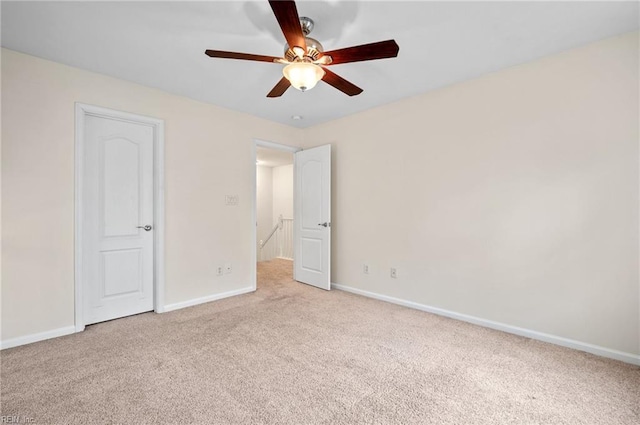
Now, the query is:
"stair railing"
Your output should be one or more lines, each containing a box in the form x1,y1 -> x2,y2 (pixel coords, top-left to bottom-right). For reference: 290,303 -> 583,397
259,215 -> 293,261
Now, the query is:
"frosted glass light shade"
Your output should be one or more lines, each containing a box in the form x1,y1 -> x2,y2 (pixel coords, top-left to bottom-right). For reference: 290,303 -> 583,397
283,62 -> 325,92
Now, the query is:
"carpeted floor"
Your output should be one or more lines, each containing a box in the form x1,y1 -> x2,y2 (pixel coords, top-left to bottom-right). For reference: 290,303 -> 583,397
2,258 -> 639,424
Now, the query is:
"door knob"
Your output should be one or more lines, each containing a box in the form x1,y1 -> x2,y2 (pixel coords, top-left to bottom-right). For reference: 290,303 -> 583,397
137,225 -> 153,231
318,222 -> 329,228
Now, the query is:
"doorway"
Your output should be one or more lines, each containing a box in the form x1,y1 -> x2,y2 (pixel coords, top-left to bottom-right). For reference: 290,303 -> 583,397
253,140 -> 298,289
251,140 -> 332,291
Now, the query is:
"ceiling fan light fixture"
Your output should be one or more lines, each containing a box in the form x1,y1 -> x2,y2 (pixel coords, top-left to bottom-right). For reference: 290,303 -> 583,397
283,62 -> 325,92
205,1 -> 399,97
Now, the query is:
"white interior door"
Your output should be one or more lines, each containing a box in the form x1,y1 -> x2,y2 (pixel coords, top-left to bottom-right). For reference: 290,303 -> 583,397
83,115 -> 154,325
294,144 -> 331,290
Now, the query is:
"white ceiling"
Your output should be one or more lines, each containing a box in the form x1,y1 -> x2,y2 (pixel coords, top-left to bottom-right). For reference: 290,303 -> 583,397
2,1 -> 638,128
256,146 -> 293,167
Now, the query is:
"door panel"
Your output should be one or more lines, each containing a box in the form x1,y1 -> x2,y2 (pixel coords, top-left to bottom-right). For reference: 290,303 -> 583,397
84,115 -> 154,325
301,161 -> 322,228
294,145 -> 331,290
102,137 -> 140,237
301,238 -> 323,272
101,249 -> 142,297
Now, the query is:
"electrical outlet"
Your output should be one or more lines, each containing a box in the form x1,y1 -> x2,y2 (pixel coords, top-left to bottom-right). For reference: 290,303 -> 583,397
224,264 -> 232,274
390,268 -> 397,279
363,264 -> 369,274
216,266 -> 223,276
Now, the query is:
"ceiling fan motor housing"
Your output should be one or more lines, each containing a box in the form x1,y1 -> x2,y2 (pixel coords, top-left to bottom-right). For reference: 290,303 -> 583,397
284,17 -> 324,61
285,38 -> 324,62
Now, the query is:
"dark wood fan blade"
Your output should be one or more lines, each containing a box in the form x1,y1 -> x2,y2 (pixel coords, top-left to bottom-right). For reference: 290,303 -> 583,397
321,68 -> 363,96
269,0 -> 306,53
205,50 -> 281,63
322,40 -> 399,65
267,77 -> 291,98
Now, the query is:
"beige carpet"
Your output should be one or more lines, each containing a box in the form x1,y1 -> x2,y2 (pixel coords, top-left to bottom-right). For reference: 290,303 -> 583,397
2,258 -> 639,424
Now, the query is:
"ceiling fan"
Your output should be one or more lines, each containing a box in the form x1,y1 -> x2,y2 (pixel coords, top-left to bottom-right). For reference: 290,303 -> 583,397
204,0 -> 399,97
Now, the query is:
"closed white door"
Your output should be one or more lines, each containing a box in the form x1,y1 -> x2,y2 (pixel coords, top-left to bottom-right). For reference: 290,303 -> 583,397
294,144 -> 331,290
83,115 -> 154,325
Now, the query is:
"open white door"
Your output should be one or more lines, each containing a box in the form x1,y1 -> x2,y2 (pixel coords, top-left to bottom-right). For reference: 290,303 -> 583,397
294,144 -> 331,290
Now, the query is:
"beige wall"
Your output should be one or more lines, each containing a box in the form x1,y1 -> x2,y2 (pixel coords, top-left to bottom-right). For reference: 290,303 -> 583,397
272,164 -> 293,222
1,48 -> 301,341
303,32 -> 640,355
256,165 -> 273,260
2,32 -> 639,357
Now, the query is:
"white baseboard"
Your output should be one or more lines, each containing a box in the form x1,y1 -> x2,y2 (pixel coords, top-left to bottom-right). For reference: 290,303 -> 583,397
162,286 -> 255,313
1,287 -> 255,349
331,283 -> 640,366
1,326 -> 76,350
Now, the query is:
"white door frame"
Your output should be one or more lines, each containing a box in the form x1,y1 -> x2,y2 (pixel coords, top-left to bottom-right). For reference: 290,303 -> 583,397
251,139 -> 301,290
74,103 -> 165,332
